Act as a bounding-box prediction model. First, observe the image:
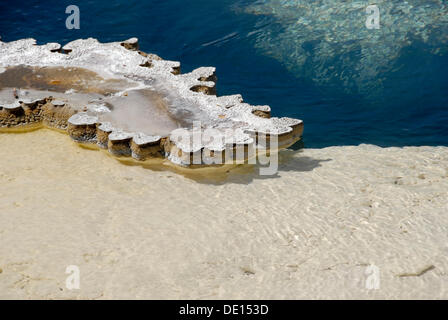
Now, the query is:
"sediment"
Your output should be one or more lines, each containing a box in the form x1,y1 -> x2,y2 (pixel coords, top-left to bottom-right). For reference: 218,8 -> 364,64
0,37 -> 303,167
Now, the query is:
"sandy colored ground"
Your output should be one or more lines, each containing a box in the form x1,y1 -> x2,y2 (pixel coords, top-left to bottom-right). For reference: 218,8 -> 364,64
0,129 -> 447,299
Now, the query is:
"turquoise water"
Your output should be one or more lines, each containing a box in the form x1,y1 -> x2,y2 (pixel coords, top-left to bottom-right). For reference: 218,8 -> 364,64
1,0 -> 447,147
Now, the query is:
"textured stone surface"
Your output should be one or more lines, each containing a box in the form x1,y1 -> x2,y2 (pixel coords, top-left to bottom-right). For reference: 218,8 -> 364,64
0,37 -> 303,167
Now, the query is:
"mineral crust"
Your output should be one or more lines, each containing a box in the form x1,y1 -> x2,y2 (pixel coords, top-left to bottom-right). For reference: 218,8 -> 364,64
0,37 -> 303,167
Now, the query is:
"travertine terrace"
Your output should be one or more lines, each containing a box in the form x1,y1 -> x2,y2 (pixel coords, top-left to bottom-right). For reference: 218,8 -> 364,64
0,37 -> 303,167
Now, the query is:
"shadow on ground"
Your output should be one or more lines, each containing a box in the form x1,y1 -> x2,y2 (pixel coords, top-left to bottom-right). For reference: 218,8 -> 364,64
173,149 -> 333,185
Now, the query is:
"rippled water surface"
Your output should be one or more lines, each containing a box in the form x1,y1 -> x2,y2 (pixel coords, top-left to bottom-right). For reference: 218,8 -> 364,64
1,0 -> 447,147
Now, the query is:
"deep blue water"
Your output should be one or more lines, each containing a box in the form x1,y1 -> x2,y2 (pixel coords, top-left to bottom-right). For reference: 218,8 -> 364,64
1,0 -> 447,148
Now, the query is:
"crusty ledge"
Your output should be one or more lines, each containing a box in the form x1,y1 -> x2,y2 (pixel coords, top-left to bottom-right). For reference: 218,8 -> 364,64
0,37 -> 303,167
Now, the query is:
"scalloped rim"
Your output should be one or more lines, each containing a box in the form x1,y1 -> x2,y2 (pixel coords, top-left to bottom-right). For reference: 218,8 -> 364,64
0,37 -> 303,167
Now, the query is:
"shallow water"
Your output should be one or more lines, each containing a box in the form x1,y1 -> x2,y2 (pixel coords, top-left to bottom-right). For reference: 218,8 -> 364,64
1,129 -> 448,299
0,0 -> 447,147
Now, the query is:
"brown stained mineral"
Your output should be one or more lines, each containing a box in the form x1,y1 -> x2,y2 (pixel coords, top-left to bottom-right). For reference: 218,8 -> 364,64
108,131 -> 133,157
0,37 -> 304,168
131,134 -> 163,160
67,113 -> 98,142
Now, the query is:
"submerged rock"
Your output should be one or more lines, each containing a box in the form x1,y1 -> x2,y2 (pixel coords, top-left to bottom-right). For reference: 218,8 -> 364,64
241,0 -> 448,93
0,37 -> 303,167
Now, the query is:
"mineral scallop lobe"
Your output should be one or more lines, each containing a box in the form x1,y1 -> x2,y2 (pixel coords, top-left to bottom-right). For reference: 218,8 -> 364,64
0,37 -> 303,167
